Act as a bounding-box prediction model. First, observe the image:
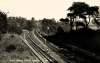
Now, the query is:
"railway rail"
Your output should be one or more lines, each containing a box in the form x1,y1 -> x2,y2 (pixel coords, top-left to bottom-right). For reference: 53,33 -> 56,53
35,29 -> 82,63
21,35 -> 42,63
43,39 -> 80,63
36,29 -> 100,63
25,31 -> 58,63
27,46 -> 40,62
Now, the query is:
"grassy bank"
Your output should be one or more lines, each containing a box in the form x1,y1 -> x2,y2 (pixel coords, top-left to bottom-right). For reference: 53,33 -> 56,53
44,28 -> 100,56
0,33 -> 36,63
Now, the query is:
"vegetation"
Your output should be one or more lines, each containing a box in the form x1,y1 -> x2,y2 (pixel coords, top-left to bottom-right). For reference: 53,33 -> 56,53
42,1 -> 100,58
7,17 -> 24,35
41,18 -> 57,35
37,2 -> 100,57
0,33 -> 36,63
25,20 -> 34,31
44,28 -> 100,56
0,11 -> 37,63
0,1 -> 100,62
0,11 -> 8,34
8,16 -> 27,29
57,26 -> 64,33
7,16 -> 36,34
60,2 -> 99,31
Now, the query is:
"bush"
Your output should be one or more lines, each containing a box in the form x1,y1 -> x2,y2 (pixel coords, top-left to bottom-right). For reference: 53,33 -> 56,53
57,26 -> 64,33
6,45 -> 16,52
44,28 -> 100,55
16,27 -> 23,35
11,35 -> 14,38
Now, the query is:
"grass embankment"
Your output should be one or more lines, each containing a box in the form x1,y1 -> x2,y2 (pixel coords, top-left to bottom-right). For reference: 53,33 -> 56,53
44,28 -> 100,56
0,33 -> 36,63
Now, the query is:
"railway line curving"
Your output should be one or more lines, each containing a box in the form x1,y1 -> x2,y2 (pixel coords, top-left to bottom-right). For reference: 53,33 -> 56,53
21,30 -> 58,63
35,29 -> 81,63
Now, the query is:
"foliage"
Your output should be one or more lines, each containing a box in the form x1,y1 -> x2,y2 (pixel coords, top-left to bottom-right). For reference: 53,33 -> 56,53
31,17 -> 36,28
44,28 -> 100,56
59,18 -> 69,23
67,2 -> 99,30
25,20 -> 34,31
16,27 -> 23,35
7,16 -> 36,34
0,11 -> 8,34
6,45 -> 16,52
8,25 -> 23,35
9,25 -> 17,33
7,16 -> 27,35
8,16 -> 27,29
41,18 -> 57,35
57,26 -> 64,33
7,20 -> 23,35
68,2 -> 89,15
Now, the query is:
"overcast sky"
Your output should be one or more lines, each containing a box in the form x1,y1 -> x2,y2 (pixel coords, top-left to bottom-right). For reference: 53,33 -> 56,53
0,0 -> 100,21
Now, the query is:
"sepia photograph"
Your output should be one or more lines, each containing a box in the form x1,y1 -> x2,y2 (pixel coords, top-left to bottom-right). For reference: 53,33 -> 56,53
0,0 -> 100,63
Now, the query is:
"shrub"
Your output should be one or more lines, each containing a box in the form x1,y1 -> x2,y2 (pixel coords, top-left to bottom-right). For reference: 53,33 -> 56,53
44,28 -> 100,55
11,35 -> 14,38
6,45 -> 16,52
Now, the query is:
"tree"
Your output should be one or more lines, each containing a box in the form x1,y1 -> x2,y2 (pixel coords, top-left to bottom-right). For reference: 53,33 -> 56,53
25,20 -> 33,31
31,17 -> 34,21
8,16 -> 27,29
92,11 -> 100,28
68,2 -> 89,16
68,2 -> 99,29
86,6 -> 99,28
8,23 -> 23,35
68,2 -> 89,29
67,13 -> 75,31
0,11 -> 8,34
16,27 -> 23,35
9,25 -> 17,34
59,18 -> 69,23
75,21 -> 86,30
7,18 -> 18,34
31,17 -> 35,28
57,26 -> 64,33
42,18 -> 57,35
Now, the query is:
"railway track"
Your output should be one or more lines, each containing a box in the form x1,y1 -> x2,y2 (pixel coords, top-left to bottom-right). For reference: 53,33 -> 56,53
27,46 -> 40,62
48,43 -> 81,63
35,29 -> 81,63
45,41 -> 79,63
25,31 -> 58,63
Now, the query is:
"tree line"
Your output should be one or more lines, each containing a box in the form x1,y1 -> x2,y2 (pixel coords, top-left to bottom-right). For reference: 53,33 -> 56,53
0,1 -> 100,36
0,11 -> 37,37
60,2 -> 100,31
40,2 -> 100,35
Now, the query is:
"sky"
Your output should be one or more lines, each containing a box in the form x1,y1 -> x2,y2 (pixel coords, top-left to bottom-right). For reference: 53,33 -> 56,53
0,0 -> 100,21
